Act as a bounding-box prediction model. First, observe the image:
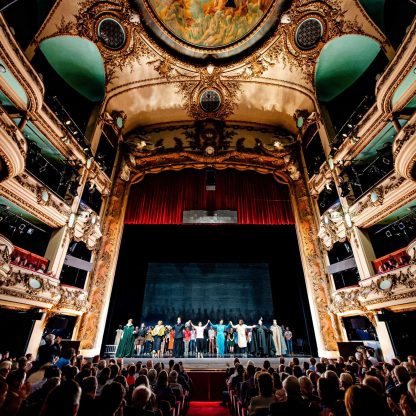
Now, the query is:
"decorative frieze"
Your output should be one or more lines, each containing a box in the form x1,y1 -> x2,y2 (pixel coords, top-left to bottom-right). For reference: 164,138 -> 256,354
332,263 -> 416,314
69,207 -> 102,251
0,234 -> 88,311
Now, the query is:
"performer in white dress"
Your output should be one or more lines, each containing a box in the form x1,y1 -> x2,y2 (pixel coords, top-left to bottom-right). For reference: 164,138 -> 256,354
230,319 -> 255,357
114,325 -> 124,346
270,319 -> 287,356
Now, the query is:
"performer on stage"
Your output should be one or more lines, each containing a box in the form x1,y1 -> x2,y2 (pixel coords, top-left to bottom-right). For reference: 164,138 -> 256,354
251,318 -> 275,357
208,326 -> 216,356
114,325 -> 123,346
135,323 -> 146,356
190,326 -> 196,356
144,327 -> 154,355
173,317 -> 186,358
190,320 -> 209,358
209,320 -> 229,357
183,325 -> 191,357
151,320 -> 166,358
284,326 -> 293,355
270,319 -> 286,356
227,329 -> 235,354
167,327 -> 175,357
116,319 -> 135,358
230,319 -> 255,357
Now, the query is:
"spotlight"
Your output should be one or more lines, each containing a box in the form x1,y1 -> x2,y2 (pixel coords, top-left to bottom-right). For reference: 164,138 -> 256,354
347,123 -> 353,129
398,222 -> 405,230
18,224 -> 26,232
65,120 -> 71,126
386,230 -> 392,237
342,132 -> 348,138
27,228 -> 34,235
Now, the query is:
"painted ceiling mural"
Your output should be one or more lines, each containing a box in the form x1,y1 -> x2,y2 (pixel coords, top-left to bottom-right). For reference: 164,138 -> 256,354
146,0 -> 275,48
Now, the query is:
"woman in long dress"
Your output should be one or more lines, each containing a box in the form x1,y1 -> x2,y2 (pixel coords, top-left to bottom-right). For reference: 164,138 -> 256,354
116,319 -> 135,358
209,319 -> 229,357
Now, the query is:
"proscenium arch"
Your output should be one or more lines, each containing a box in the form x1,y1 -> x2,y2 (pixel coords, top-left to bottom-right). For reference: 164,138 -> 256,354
125,162 -> 335,355
315,34 -> 383,103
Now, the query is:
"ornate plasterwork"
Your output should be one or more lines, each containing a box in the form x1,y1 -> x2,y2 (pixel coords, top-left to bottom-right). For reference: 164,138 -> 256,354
351,174 -> 406,218
0,265 -> 87,312
49,0 -> 156,82
332,264 -> 416,314
393,120 -> 416,181
14,174 -> 71,217
262,0 -> 382,82
0,114 -> 27,180
68,207 -> 102,251
175,67 -> 241,120
318,206 -> 351,251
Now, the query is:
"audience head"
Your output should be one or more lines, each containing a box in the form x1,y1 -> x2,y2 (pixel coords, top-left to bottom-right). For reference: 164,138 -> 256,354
42,379 -> 81,416
132,385 -> 152,409
340,372 -> 353,390
299,376 -> 313,397
257,372 -> 274,397
345,384 -> 391,416
283,375 -> 301,397
362,375 -> 384,397
99,382 -> 125,416
157,370 -> 169,388
81,376 -> 97,397
168,370 -> 178,383
394,365 -> 410,384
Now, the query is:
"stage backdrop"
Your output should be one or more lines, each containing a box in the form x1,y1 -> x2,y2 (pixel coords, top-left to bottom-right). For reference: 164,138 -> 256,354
141,263 -> 274,324
125,169 -> 294,225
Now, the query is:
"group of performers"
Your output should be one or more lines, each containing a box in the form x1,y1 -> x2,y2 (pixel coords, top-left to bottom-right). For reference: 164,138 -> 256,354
115,317 -> 293,359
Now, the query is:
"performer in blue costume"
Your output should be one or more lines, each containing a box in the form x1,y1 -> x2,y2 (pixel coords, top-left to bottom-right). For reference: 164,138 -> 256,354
209,319 -> 230,357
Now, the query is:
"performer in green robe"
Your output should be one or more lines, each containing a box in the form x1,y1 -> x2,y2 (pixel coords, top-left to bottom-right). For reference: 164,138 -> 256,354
116,319 -> 136,358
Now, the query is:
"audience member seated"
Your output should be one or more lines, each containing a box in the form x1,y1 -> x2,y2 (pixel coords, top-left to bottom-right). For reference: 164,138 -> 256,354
248,372 -> 275,415
125,385 -> 155,416
269,375 -> 309,416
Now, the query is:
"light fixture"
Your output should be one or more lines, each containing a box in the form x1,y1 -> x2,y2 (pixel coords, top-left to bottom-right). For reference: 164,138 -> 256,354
385,230 -> 392,237
0,63 -> 6,74
65,120 -> 71,126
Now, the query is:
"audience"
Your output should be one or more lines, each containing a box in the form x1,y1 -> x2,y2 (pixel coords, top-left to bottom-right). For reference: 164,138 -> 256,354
1,346 -> 416,416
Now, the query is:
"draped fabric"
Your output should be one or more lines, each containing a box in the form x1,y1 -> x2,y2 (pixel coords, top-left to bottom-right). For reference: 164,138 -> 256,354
125,169 -> 294,225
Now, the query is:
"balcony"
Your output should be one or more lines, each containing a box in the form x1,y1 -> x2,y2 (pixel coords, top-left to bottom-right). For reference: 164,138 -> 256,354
331,240 -> 416,314
0,234 -> 88,312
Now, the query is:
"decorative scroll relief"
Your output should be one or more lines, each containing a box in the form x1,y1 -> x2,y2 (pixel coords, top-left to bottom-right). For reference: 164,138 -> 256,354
393,120 -> 416,181
0,234 -> 88,311
0,116 -> 27,180
318,207 -> 350,251
68,207 -> 103,251
350,174 -> 409,227
332,248 -> 416,314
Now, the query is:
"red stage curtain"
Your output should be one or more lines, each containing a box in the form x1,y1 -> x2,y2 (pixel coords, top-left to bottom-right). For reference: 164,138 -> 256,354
125,169 -> 294,225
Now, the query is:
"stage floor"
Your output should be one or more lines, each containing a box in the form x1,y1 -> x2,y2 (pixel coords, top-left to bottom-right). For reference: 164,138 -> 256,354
121,356 -> 312,370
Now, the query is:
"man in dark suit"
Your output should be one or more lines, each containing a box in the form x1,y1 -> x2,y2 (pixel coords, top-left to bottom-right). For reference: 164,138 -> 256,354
173,317 -> 186,358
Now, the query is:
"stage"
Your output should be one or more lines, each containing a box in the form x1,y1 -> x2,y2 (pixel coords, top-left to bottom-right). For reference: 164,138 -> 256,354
119,356 -> 312,370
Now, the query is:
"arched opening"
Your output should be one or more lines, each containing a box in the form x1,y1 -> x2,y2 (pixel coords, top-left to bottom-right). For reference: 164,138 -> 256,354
102,168 -> 318,357
315,34 -> 388,133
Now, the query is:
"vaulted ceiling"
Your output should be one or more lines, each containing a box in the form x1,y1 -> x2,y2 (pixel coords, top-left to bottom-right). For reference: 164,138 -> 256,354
24,0 -> 393,136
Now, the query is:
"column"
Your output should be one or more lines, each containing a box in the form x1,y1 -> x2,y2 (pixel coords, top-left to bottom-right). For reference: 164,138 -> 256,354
290,177 -> 342,358
77,167 -> 130,356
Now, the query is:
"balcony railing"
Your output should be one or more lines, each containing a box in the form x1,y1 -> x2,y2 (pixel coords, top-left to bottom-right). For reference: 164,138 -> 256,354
331,240 -> 416,313
0,234 -> 88,311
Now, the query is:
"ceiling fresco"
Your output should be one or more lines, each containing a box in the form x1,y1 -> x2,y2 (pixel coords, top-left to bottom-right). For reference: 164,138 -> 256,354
138,0 -> 291,58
